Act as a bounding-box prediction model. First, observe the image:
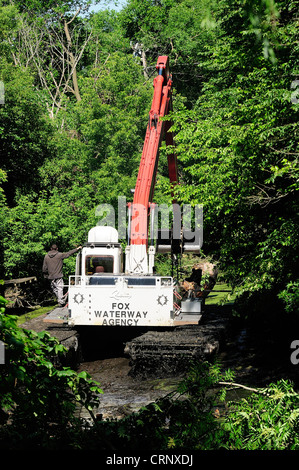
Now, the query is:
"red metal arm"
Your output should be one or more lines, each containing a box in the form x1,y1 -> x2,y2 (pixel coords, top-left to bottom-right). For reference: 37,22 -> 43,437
130,56 -> 178,247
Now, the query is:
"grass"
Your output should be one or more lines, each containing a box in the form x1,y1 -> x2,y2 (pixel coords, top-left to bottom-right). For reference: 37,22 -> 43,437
204,282 -> 236,306
17,305 -> 56,326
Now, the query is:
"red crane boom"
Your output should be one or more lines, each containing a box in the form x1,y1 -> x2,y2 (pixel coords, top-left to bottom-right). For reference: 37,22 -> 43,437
129,56 -> 178,255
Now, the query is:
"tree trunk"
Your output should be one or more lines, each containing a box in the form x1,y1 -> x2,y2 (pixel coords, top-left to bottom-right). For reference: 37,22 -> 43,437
63,18 -> 81,102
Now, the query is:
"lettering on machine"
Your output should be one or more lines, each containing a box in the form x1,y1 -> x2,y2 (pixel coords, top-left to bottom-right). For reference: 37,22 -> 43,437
94,301 -> 148,325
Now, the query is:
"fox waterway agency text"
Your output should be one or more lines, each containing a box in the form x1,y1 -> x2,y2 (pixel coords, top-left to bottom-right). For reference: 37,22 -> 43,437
106,454 -> 193,466
94,307 -> 148,326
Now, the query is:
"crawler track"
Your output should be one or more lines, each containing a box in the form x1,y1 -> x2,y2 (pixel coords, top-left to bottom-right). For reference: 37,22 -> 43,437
125,308 -> 230,378
35,305 -> 231,378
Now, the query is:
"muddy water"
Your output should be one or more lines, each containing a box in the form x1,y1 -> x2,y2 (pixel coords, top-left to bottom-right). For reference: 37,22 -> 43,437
77,357 -> 181,421
20,314 -> 183,421
76,313 -> 299,422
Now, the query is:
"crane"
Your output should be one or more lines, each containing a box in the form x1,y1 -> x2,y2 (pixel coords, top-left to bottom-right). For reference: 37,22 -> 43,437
67,56 -> 203,329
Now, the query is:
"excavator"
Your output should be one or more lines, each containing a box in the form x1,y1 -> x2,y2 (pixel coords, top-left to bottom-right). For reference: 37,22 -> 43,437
67,56 -> 202,328
65,56 -> 222,376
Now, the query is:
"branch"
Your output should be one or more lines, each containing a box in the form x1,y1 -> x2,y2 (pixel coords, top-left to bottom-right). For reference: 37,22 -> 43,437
247,186 -> 295,207
66,7 -> 81,25
218,381 -> 260,393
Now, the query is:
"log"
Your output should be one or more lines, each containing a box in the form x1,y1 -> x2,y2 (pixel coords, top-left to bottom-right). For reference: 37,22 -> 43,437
2,277 -> 37,308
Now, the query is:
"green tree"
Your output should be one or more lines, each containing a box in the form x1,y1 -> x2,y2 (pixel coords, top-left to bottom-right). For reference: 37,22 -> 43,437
4,0 -> 93,117
0,170 -> 8,278
165,0 -> 299,317
0,62 -> 52,202
1,48 -> 155,280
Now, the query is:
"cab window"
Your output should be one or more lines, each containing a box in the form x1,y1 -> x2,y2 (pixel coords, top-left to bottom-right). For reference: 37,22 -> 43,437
85,256 -> 114,274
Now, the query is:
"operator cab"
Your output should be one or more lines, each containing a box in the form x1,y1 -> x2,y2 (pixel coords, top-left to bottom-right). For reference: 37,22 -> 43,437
74,226 -> 123,284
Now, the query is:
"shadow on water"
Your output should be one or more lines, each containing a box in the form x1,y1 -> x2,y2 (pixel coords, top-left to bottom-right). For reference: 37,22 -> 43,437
218,308 -> 299,391
77,325 -> 149,361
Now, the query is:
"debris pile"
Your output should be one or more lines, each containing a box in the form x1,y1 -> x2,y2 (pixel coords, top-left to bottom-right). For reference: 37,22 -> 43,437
180,261 -> 218,300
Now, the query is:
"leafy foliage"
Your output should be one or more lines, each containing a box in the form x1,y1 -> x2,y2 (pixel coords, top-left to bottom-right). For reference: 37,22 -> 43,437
0,309 -> 103,449
219,379 -> 299,450
164,0 -> 299,316
0,63 -> 52,203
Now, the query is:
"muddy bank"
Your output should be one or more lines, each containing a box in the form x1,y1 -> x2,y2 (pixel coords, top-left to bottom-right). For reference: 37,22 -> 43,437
76,325 -> 299,421
20,314 -> 184,420
218,323 -> 299,391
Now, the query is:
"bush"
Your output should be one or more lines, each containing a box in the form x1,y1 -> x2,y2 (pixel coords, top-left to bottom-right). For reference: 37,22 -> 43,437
218,379 -> 299,450
0,300 -> 103,449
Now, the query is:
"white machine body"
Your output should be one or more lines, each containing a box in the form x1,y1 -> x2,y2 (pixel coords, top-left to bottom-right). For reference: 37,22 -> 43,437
67,226 -> 202,327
